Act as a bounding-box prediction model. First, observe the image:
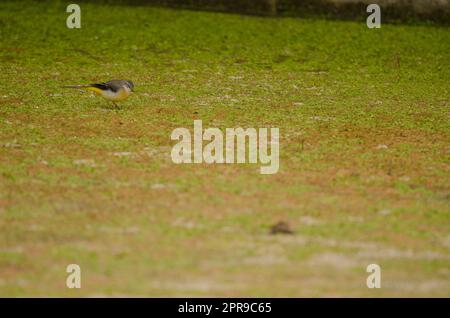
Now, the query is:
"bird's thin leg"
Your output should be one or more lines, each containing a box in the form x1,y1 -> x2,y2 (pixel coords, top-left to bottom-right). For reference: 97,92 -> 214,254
112,101 -> 119,109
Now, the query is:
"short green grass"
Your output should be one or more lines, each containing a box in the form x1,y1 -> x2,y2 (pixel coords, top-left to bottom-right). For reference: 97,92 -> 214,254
0,0 -> 449,297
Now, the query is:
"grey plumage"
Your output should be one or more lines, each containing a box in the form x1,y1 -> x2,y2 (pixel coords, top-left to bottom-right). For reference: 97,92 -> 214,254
98,80 -> 134,93
62,80 -> 134,92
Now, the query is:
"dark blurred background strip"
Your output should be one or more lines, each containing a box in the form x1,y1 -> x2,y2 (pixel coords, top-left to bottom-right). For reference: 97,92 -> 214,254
79,0 -> 450,24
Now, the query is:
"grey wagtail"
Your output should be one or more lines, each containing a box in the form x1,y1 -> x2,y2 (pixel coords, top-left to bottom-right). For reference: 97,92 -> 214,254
63,80 -> 134,107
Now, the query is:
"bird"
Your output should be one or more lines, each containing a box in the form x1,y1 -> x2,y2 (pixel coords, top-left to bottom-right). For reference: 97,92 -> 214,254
63,80 -> 134,107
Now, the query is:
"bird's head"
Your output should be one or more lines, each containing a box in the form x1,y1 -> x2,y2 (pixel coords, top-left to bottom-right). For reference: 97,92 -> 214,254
125,80 -> 134,92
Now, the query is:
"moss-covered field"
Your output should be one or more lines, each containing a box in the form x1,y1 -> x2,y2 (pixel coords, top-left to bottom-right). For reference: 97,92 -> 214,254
0,0 -> 449,297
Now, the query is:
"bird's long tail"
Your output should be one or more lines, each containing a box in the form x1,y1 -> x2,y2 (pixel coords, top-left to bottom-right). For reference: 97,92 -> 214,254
62,85 -> 103,94
62,85 -> 91,89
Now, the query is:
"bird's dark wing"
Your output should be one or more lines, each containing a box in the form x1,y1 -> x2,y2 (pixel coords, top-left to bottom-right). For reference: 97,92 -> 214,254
89,82 -> 111,91
104,80 -> 127,93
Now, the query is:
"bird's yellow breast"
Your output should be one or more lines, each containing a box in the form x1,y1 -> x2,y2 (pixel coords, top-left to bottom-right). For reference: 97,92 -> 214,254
107,88 -> 131,101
